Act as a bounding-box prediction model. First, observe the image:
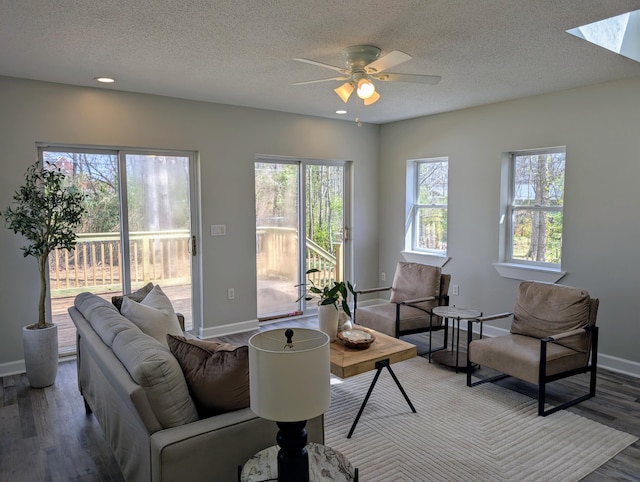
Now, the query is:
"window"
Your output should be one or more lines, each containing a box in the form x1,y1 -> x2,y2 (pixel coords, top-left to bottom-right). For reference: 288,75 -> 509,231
407,158 -> 448,255
507,147 -> 565,268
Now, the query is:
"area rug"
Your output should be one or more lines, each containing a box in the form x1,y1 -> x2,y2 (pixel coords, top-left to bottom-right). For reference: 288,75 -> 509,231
325,357 -> 637,482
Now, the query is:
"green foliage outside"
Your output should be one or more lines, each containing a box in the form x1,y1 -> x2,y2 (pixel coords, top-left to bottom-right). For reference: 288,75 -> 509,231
2,161 -> 86,328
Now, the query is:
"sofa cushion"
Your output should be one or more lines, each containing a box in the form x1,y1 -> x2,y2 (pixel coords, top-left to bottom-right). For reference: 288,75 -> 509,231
167,335 -> 251,417
121,285 -> 182,348
111,282 -> 154,311
74,292 -> 135,347
112,328 -> 199,429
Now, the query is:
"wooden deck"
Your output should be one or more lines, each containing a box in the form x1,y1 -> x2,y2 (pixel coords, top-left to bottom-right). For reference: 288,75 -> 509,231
52,284 -> 192,354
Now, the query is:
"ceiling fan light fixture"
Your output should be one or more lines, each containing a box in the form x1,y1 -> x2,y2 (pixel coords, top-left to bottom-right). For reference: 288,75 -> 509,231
356,77 -> 375,99
334,82 -> 354,103
363,91 -> 380,106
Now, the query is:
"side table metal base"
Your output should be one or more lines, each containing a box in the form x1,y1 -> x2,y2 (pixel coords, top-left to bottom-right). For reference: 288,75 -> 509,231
347,358 -> 416,439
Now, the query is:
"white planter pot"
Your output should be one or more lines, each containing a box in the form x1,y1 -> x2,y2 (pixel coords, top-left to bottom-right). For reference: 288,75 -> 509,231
23,323 -> 58,388
317,304 -> 339,341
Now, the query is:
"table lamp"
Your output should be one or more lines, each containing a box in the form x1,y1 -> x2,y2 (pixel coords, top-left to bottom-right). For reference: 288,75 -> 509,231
248,328 -> 330,482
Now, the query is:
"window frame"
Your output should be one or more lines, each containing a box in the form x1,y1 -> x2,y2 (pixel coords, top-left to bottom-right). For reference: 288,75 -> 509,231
405,157 -> 449,259
505,146 -> 565,269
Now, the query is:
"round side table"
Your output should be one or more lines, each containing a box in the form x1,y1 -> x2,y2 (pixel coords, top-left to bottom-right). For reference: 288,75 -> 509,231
431,306 -> 482,372
240,443 -> 357,481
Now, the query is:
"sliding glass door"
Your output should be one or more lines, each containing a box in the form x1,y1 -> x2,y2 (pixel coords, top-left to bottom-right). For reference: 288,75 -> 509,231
41,147 -> 200,354
255,158 -> 350,320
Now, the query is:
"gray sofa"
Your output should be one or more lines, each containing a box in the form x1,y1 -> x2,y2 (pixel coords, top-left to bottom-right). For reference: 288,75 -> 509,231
69,292 -> 324,482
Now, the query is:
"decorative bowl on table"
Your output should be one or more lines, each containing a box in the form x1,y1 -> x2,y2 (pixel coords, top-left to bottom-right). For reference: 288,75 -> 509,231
337,329 -> 376,349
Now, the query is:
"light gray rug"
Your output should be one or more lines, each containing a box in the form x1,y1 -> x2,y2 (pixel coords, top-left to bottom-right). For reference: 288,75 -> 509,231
325,357 -> 637,482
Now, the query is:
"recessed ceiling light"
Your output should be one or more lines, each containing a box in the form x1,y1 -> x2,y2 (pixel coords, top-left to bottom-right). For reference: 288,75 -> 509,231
336,110 -> 347,115
94,77 -> 116,83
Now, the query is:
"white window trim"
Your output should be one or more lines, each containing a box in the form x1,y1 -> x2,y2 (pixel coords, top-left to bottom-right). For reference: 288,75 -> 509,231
496,148 -> 566,281
405,157 -> 449,258
402,250 -> 450,267
493,262 -> 566,283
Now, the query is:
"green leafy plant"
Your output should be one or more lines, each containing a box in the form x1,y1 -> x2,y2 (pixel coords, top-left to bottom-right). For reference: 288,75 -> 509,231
297,268 -> 356,318
2,161 -> 86,329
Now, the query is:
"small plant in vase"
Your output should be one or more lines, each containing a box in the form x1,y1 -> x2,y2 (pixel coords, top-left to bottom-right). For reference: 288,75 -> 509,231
297,268 -> 356,340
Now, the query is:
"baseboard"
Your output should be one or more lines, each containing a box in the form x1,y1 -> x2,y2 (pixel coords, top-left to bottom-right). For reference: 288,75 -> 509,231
0,360 -> 26,378
197,319 -> 259,340
468,324 -> 640,379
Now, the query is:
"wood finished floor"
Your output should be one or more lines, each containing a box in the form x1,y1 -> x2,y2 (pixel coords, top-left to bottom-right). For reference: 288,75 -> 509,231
1,321 -> 639,482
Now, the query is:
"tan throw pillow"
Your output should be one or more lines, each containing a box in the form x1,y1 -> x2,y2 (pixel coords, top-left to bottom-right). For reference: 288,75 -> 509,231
167,335 -> 250,417
121,285 -> 182,347
112,282 -> 154,311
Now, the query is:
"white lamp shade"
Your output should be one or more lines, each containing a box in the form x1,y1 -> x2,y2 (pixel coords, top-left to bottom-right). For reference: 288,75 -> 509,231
249,328 -> 330,422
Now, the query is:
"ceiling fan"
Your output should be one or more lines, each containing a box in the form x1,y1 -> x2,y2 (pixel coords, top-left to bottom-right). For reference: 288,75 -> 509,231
293,45 -> 441,106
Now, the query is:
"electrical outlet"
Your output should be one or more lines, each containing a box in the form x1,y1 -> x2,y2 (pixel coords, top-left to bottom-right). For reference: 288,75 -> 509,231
381,271 -> 386,282
452,284 -> 459,296
227,288 -> 235,300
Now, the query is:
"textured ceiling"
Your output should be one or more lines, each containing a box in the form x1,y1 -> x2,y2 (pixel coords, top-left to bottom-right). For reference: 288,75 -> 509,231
2,0 -> 640,124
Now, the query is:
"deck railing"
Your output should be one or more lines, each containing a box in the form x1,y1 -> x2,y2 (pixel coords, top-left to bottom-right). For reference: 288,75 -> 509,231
51,227 -> 339,297
49,230 -> 191,296
255,226 -> 341,284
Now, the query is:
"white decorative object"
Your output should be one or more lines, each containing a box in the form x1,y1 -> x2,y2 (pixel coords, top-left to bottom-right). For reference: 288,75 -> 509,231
23,324 -> 58,387
248,328 -> 331,481
318,304 -> 339,341
337,308 -> 349,332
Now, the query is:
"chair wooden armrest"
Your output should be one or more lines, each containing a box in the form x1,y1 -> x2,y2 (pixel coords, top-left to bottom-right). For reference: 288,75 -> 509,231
400,296 -> 436,305
542,325 -> 595,343
471,312 -> 513,323
355,286 -> 392,295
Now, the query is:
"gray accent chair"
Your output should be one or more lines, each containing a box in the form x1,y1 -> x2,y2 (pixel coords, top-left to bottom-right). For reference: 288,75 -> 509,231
466,281 -> 599,416
353,262 -> 450,357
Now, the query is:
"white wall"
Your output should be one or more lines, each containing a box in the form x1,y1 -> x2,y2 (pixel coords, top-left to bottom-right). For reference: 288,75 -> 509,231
0,76 -> 380,371
379,77 -> 640,371
3,75 -> 639,375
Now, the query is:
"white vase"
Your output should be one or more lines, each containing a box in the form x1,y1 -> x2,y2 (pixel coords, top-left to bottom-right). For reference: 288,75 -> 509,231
23,323 -> 58,388
317,304 -> 339,341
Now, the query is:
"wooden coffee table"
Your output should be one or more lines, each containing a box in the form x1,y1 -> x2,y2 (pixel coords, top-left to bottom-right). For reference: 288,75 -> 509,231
330,327 -> 417,438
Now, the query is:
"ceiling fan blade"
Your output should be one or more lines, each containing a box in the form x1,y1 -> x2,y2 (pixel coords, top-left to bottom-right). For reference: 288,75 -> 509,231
293,58 -> 349,74
292,77 -> 348,86
365,50 -> 411,73
372,72 -> 442,85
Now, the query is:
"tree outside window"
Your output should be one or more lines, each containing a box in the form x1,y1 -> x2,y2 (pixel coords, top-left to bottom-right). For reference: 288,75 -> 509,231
509,148 -> 565,266
412,158 -> 448,254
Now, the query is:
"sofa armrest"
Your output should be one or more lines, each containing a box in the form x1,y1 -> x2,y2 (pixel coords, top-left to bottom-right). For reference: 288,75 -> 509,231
150,410 -> 324,482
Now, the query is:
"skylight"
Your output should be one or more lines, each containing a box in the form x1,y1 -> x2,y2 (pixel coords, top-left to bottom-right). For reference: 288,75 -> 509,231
567,9 -> 640,64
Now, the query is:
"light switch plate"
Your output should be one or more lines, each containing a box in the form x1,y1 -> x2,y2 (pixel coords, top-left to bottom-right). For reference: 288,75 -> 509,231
211,224 -> 226,236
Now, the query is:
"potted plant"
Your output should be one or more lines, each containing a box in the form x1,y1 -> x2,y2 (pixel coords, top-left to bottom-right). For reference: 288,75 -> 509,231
298,268 -> 355,341
2,161 -> 86,387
